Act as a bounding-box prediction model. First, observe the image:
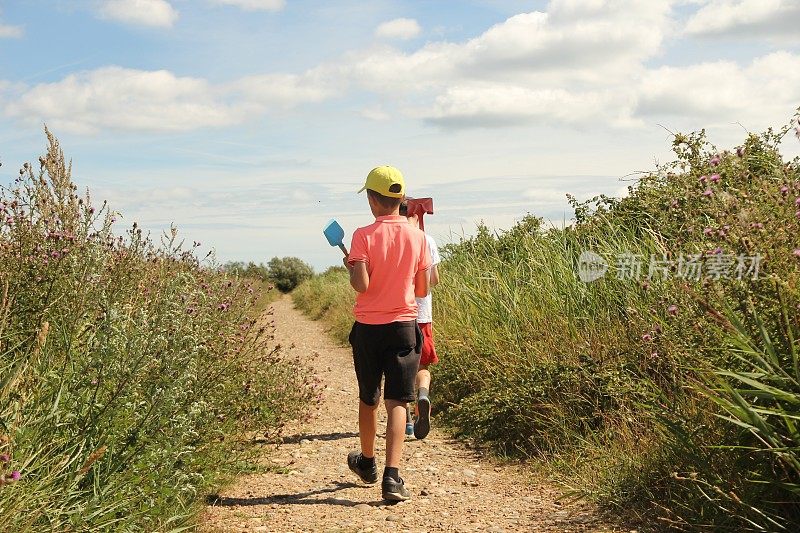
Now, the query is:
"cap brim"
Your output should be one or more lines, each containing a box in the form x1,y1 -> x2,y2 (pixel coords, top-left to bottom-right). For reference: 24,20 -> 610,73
357,185 -> 367,194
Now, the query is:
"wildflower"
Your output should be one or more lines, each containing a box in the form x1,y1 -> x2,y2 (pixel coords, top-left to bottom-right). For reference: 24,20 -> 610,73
781,186 -> 789,195
642,333 -> 653,342
794,249 -> 800,258
710,173 -> 720,183
670,199 -> 679,208
709,155 -> 721,166
9,471 -> 20,482
751,222 -> 764,229
699,175 -> 707,183
703,189 -> 713,197
736,146 -> 744,157
668,304 -> 678,316
796,211 -> 800,219
0,454 -> 9,463
795,197 -> 800,206
703,227 -> 713,236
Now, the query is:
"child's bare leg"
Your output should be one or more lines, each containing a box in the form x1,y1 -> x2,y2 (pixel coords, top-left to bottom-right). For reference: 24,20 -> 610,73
359,400 -> 379,458
416,364 -> 431,392
384,399 -> 407,467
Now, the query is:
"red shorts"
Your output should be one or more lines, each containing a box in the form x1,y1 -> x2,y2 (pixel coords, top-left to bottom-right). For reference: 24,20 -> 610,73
418,322 -> 438,366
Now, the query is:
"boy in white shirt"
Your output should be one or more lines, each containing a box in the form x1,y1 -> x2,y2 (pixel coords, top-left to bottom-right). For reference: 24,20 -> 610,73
400,200 -> 441,439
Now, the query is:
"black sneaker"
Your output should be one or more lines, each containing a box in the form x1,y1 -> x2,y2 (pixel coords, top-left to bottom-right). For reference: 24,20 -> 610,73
381,476 -> 411,501
347,451 -> 378,484
414,396 -> 431,439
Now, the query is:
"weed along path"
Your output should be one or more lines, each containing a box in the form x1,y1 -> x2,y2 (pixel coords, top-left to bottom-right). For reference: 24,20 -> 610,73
204,296 -> 626,533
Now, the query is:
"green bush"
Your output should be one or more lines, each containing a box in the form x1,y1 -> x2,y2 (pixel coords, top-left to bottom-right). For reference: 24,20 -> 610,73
267,256 -> 314,293
292,267 -> 353,344
223,261 -> 270,281
0,131 -> 314,530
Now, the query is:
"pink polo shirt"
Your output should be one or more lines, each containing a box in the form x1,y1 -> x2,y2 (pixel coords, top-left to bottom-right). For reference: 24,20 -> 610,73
348,215 -> 432,324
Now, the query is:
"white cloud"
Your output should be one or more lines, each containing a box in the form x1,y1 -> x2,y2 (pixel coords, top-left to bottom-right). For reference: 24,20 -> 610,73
0,9 -> 23,37
425,83 -> 631,128
685,0 -> 800,39
0,23 -> 23,38
346,1 -> 674,127
375,18 -> 422,40
97,0 -> 178,28
635,51 -> 800,128
3,64 -> 338,134
5,67 -> 245,134
210,0 -> 286,11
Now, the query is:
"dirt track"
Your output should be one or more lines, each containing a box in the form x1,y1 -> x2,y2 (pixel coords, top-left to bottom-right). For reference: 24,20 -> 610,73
203,295 -> 630,533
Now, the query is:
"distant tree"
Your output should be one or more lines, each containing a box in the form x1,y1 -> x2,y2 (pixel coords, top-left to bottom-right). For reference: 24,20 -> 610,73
266,256 -> 314,292
222,261 -> 270,281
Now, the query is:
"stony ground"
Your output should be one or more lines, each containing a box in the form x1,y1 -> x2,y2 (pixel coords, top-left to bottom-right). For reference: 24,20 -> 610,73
203,296 -> 633,533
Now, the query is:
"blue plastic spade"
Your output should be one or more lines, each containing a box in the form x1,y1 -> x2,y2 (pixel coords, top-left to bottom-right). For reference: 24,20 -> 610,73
323,219 -> 348,256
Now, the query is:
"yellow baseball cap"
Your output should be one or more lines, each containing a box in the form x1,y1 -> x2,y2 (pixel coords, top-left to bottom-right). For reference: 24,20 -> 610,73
357,166 -> 405,198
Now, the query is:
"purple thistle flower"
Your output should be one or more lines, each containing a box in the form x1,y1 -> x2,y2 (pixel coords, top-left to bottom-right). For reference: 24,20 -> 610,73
0,454 -> 9,463
703,189 -> 713,197
709,155 -> 721,166
642,333 -> 653,342
699,175 -> 708,183
710,173 -> 721,183
795,197 -> 800,206
10,470 -> 20,481
89,207 -> 95,215
794,249 -> 800,258
796,211 -> 800,219
781,186 -> 789,195
703,227 -> 713,236
668,304 -> 678,316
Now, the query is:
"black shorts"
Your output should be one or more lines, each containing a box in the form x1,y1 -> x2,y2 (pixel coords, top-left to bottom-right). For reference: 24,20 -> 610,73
349,320 -> 422,405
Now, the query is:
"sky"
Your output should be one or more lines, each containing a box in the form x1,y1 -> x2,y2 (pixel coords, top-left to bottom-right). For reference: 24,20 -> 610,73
1,0 -> 799,270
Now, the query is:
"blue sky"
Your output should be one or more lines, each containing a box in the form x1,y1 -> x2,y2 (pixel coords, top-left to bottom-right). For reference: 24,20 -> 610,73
1,0 -> 799,269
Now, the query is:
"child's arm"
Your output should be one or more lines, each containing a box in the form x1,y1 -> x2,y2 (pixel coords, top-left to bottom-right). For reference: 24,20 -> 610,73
345,259 -> 369,293
414,267 -> 430,297
430,264 -> 439,287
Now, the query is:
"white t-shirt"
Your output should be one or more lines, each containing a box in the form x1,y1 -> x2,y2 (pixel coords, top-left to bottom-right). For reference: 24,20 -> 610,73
416,234 -> 440,324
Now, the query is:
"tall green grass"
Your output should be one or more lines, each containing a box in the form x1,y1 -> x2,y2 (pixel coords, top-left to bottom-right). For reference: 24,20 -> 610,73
0,131 -> 313,530
293,116 -> 800,530
292,266 -> 354,344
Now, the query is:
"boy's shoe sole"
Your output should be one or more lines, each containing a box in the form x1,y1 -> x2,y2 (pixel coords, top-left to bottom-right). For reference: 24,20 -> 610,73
381,476 -> 411,501
414,397 -> 431,440
347,451 -> 378,484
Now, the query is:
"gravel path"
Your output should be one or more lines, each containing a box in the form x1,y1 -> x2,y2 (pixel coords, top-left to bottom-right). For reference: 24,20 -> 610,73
203,295 -> 629,533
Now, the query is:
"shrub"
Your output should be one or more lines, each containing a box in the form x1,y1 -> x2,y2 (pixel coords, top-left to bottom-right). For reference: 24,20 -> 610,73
0,130 -> 314,530
267,256 -> 314,292
292,267 -> 353,344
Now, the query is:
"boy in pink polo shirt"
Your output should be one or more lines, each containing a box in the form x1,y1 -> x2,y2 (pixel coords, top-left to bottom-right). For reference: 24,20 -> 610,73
344,165 -> 431,502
